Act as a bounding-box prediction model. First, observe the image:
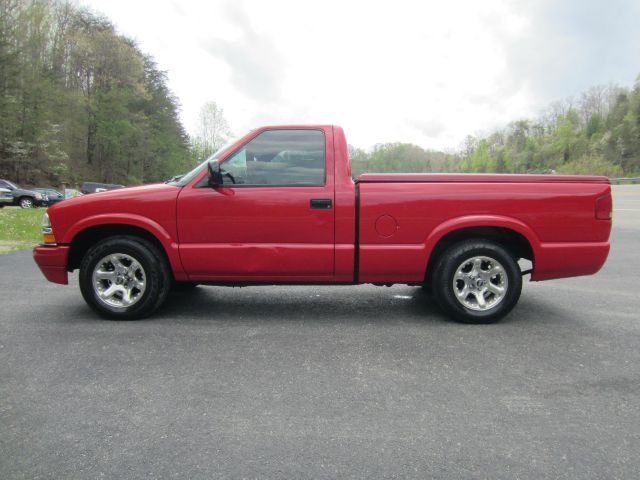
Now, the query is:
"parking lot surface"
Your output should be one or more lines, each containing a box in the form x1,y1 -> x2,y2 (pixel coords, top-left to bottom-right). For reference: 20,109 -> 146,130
1,186 -> 639,479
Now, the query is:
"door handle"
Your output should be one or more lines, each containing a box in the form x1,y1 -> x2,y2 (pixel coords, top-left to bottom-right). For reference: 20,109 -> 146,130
310,198 -> 332,209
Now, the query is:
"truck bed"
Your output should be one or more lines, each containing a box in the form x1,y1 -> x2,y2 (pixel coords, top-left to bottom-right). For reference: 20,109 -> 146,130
356,174 -> 612,284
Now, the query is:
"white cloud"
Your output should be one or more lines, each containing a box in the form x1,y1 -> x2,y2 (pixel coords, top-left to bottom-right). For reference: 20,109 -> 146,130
81,0 -> 640,151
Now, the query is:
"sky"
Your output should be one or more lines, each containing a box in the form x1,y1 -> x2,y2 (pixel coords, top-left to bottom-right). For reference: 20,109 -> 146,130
81,0 -> 640,151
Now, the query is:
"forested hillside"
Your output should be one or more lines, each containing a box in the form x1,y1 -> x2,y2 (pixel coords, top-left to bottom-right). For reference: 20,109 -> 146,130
1,1 -> 638,188
352,80 -> 640,178
458,82 -> 640,177
349,143 -> 458,177
0,0 -> 190,187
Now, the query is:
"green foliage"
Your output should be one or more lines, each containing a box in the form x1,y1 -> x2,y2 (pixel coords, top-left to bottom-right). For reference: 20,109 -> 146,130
3,1 -> 638,185
456,79 -> 640,177
351,142 -> 456,177
557,155 -> 624,177
0,0 -> 190,187
350,78 -> 640,178
460,139 -> 491,172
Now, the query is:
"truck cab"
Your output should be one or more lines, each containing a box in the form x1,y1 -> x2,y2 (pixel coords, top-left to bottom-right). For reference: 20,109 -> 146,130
174,126 -> 352,281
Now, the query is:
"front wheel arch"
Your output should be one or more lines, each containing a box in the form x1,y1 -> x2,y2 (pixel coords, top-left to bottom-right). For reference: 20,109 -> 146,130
67,223 -> 175,274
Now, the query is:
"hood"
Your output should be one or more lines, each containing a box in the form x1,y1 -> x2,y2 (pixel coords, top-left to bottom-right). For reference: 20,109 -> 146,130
47,182 -> 182,244
56,183 -> 178,206
47,182 -> 182,219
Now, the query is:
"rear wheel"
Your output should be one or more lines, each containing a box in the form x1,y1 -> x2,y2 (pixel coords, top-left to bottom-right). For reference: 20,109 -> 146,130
432,239 -> 522,323
79,236 -> 171,319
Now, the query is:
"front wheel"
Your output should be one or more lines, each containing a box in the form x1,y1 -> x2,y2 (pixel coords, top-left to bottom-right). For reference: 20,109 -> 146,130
432,239 -> 522,324
79,236 -> 171,319
19,197 -> 34,208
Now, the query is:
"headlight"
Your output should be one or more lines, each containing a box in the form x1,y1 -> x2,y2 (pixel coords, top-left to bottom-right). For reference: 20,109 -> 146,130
34,192 -> 42,199
42,213 -> 56,244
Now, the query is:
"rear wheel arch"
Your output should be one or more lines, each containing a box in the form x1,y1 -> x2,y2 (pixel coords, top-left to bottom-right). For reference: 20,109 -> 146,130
424,225 -> 535,286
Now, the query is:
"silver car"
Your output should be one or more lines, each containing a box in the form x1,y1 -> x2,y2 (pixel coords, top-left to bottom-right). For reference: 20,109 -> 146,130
0,187 -> 13,207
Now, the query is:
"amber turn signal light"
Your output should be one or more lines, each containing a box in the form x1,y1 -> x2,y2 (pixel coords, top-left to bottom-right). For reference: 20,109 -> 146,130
43,233 -> 56,244
42,212 -> 56,244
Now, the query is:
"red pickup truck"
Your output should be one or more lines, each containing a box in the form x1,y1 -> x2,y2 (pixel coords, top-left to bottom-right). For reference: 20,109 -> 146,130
33,125 -> 612,323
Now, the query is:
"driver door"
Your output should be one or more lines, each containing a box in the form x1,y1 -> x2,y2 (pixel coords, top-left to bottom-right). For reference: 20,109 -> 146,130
176,127 -> 335,281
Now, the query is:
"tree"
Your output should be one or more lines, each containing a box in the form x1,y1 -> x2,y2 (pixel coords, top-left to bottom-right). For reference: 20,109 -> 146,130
0,0 -> 189,186
195,101 -> 230,158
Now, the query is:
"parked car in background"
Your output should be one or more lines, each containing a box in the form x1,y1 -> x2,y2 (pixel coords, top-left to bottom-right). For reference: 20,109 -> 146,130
0,179 -> 43,208
63,188 -> 83,199
33,188 -> 65,206
0,187 -> 13,207
80,182 -> 124,194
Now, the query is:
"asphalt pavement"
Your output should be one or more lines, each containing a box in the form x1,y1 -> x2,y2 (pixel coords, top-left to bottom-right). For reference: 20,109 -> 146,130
1,186 -> 639,479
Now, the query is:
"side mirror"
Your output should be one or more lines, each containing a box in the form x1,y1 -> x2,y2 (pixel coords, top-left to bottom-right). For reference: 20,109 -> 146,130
207,160 -> 223,187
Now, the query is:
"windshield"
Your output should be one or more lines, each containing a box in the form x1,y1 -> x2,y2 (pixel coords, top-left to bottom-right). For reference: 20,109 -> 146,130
3,180 -> 18,189
171,134 -> 247,186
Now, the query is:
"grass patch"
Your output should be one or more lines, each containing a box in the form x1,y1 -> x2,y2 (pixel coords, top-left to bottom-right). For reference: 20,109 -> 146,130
0,207 -> 43,254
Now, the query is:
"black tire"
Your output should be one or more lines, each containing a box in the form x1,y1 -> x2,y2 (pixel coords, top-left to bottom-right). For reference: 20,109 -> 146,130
432,239 -> 522,324
19,197 -> 34,208
79,235 -> 171,320
172,281 -> 199,291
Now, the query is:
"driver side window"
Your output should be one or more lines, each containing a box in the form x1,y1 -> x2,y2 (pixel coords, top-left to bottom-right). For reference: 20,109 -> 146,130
221,129 -> 325,186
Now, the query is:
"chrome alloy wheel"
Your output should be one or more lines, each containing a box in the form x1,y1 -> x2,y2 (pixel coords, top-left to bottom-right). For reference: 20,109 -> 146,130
452,255 -> 508,311
91,253 -> 146,309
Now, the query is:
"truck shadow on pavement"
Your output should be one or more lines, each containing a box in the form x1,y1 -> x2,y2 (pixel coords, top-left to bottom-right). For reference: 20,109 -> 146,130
137,285 -> 551,325
54,278 -> 559,326
155,285 -> 558,326
154,285 -> 447,325
62,285 -> 458,325
58,287 -> 557,326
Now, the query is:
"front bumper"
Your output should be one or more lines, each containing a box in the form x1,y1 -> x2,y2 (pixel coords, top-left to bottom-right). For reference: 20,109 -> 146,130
33,245 -> 70,285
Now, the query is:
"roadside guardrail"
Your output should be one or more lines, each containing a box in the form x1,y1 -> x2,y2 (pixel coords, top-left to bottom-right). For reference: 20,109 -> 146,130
610,177 -> 640,184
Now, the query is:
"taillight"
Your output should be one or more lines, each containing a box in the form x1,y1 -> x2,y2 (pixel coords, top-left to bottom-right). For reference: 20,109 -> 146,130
595,193 -> 612,220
